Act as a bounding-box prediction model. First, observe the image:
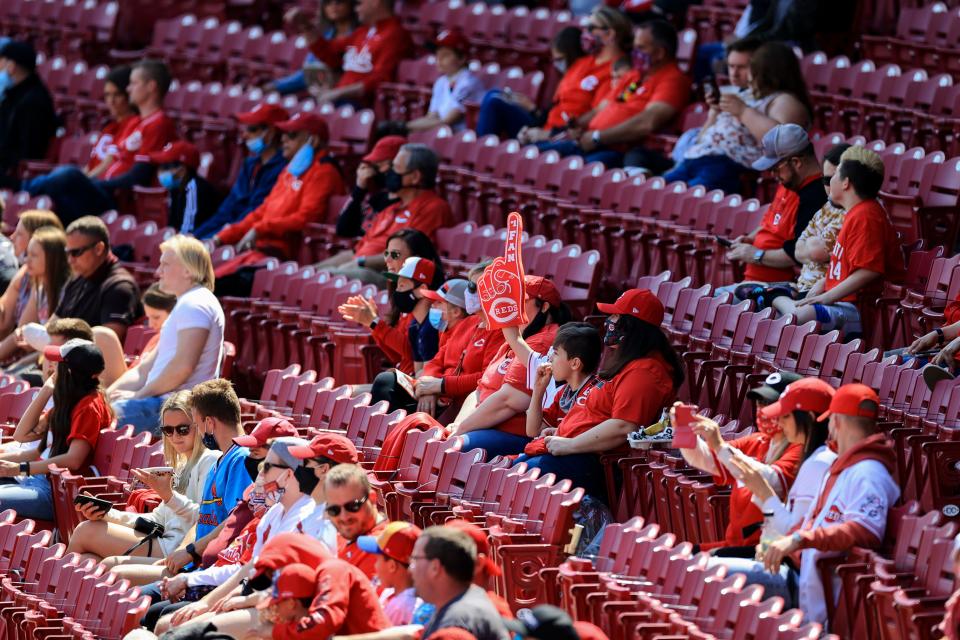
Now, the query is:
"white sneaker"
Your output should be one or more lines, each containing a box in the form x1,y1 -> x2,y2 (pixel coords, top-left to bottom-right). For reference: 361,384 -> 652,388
628,426 -> 675,449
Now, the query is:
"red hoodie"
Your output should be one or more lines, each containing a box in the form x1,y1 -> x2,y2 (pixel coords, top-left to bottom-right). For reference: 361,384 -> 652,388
422,315 -> 506,400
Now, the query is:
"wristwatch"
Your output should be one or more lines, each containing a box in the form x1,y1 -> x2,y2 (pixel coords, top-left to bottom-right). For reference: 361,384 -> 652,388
186,542 -> 202,564
369,319 -> 379,331
19,462 -> 29,476
591,130 -> 602,146
936,328 -> 946,345
753,249 -> 765,265
357,256 -> 366,268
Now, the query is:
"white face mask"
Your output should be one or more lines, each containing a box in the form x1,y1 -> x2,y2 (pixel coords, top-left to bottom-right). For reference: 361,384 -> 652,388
553,59 -> 568,74
464,289 -> 481,315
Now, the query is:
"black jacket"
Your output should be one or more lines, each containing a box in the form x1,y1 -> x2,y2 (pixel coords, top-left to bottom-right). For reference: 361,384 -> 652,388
0,74 -> 58,176
169,174 -> 224,235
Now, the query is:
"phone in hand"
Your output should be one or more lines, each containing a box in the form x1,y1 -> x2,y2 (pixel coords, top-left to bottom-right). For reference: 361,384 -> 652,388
672,403 -> 699,449
74,494 -> 113,513
715,235 -> 733,248
703,75 -> 720,102
141,466 -> 175,477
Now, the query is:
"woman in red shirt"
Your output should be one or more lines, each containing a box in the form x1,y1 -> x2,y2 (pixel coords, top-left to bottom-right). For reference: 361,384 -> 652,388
85,66 -> 138,179
0,339 -> 112,520
515,289 -> 683,502
475,6 -> 632,140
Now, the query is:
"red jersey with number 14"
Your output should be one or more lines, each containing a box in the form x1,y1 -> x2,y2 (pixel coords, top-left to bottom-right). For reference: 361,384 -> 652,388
824,199 -> 904,301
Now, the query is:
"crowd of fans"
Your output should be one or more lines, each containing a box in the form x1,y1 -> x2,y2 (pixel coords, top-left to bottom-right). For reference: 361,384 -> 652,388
0,0 -> 957,638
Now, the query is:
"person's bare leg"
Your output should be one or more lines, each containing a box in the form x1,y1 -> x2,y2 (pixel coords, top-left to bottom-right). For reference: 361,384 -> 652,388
772,296 -> 797,317
67,520 -> 156,561
207,609 -> 271,639
156,610 -> 219,636
107,562 -> 170,586
314,249 -> 355,270
93,325 -> 128,388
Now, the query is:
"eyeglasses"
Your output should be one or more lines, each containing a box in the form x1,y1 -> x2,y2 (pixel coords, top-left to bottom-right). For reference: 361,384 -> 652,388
65,242 -> 99,258
822,175 -> 834,186
160,423 -> 193,437
587,24 -> 609,32
325,494 -> 368,517
467,280 -> 478,293
259,461 -> 290,473
383,250 -> 403,260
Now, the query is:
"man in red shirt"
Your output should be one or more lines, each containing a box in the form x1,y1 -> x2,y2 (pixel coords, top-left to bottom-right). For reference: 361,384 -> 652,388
22,59 -> 176,225
315,143 -> 452,286
536,20 -> 691,169
772,145 -> 904,337
324,463 -> 387,582
301,0 -> 412,106
720,124 -> 826,301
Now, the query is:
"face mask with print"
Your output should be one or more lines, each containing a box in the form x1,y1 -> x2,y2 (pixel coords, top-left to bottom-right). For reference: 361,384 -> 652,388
756,412 -> 782,436
249,487 -> 268,516
262,479 -> 285,506
464,289 -> 482,315
552,59 -> 568,75
392,289 -> 418,314
603,319 -> 624,347
580,32 -> 601,54
158,170 -> 180,191
246,136 -> 266,155
428,308 -> 447,331
632,49 -> 651,72
287,142 -> 314,177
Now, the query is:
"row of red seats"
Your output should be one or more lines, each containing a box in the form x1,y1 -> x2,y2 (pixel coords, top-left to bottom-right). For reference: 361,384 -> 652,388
861,2 -> 960,78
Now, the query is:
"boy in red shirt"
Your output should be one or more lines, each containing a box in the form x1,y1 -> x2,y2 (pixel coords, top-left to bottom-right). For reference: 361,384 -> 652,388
772,146 -> 904,337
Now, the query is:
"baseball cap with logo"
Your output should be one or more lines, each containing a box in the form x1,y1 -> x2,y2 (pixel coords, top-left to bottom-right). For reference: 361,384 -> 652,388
357,521 -> 422,565
233,416 -> 298,448
275,112 -> 330,141
288,432 -> 359,464
362,135 -> 406,164
596,289 -> 664,326
43,339 -> 105,380
235,103 -> 290,126
148,141 -> 200,170
433,28 -> 469,54
747,371 -> 804,404
751,123 -> 812,171
505,605 -> 579,640
524,275 -> 562,307
817,383 -> 880,421
385,257 -> 436,286
421,279 -> 470,309
255,563 -> 317,609
760,378 -> 836,419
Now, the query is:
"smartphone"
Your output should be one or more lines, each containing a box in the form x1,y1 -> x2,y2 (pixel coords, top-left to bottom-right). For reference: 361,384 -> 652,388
715,235 -> 733,248
74,494 -> 113,513
703,75 -> 720,102
141,466 -> 175,477
672,403 -> 699,449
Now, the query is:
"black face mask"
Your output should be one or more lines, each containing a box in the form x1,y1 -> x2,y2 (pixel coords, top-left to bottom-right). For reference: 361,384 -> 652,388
294,466 -> 320,495
244,455 -> 263,482
384,168 -> 408,193
202,432 -> 220,451
368,169 -> 385,191
392,289 -> 418,313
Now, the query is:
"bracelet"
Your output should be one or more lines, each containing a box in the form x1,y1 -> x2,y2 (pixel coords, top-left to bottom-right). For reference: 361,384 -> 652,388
369,319 -> 378,331
19,462 -> 29,476
936,328 -> 945,345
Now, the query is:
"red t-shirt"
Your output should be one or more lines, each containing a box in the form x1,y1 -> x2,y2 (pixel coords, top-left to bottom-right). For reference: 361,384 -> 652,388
353,191 -> 452,258
102,110 -> 176,180
824,199 -> 905,302
744,183 -> 802,283
338,519 -> 387,582
309,16 -> 412,97
372,314 -> 415,375
85,116 -> 135,173
274,558 -> 390,640
421,316 -> 506,400
546,55 -> 613,129
588,62 -> 690,132
704,434 -> 803,549
43,392 -> 110,472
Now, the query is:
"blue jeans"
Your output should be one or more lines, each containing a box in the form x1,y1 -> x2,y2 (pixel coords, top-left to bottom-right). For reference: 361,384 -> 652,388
664,154 -> 746,194
22,165 -> 115,226
0,475 -> 54,520
535,140 -> 624,167
476,90 -> 535,138
459,429 -> 531,458
514,451 -> 607,503
113,396 -> 167,436
708,556 -> 798,607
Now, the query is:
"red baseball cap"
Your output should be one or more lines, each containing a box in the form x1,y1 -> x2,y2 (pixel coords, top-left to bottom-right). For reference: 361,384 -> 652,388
357,521 -> 422,565
233,416 -> 298,448
596,289 -> 664,326
817,383 -> 880,421
288,432 -> 359,464
362,135 -> 406,164
760,378 -> 835,419
434,28 -> 469,53
524,275 -> 562,307
445,518 -> 502,577
386,257 -> 436,286
256,563 -> 317,609
148,141 -> 200,170
235,103 -> 290,126
275,112 -> 330,141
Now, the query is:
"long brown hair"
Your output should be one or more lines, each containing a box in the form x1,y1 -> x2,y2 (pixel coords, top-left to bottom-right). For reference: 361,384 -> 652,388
46,362 -> 112,457
749,42 -> 813,123
29,226 -> 70,315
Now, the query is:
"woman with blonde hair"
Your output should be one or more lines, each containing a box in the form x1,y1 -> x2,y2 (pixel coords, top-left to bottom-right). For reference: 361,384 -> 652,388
0,209 -> 62,340
67,390 -> 219,562
109,236 -> 225,434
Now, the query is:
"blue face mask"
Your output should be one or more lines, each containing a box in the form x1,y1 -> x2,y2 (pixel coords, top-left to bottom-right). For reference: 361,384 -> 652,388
287,142 -> 314,177
157,170 -> 180,190
246,136 -> 266,155
428,308 -> 447,331
0,71 -> 12,99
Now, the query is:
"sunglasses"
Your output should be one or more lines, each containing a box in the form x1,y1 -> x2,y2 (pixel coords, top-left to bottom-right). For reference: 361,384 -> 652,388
160,423 -> 193,437
467,280 -> 478,293
325,494 -> 368,517
822,175 -> 834,186
66,242 -> 99,258
259,461 -> 290,473
383,250 -> 403,260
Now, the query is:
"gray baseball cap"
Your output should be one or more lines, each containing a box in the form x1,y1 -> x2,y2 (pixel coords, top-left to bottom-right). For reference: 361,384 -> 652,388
421,278 -> 470,310
268,437 -> 309,470
752,124 -> 811,171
